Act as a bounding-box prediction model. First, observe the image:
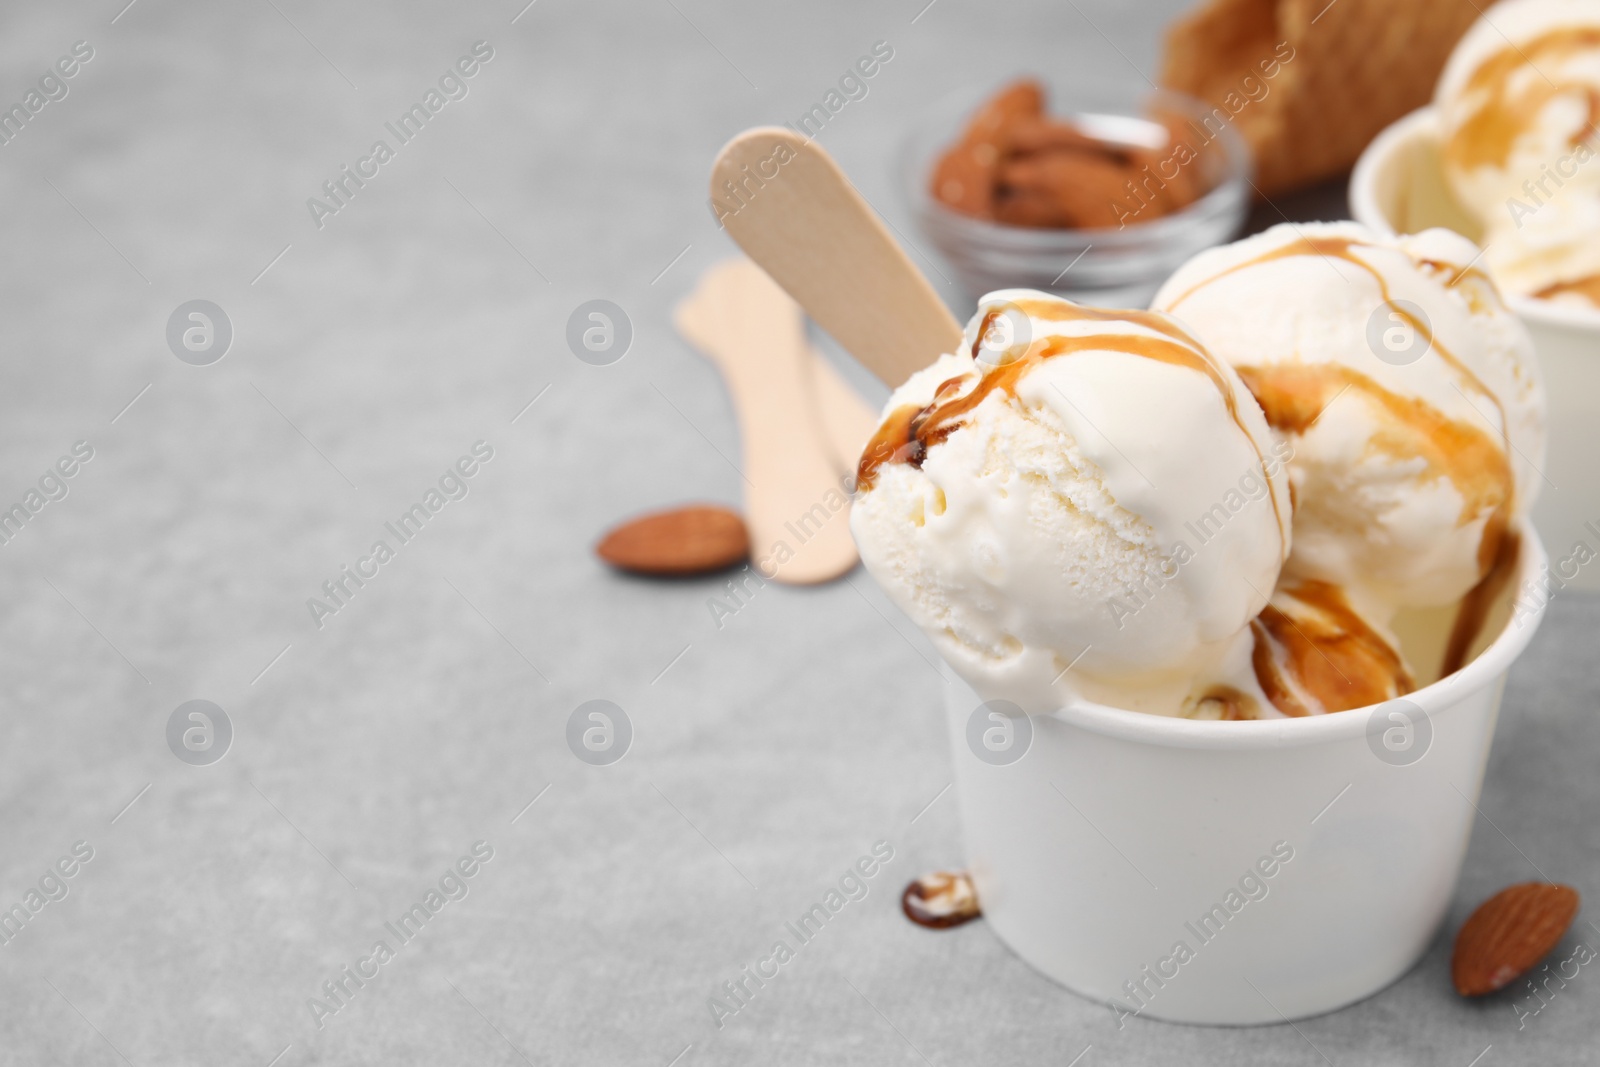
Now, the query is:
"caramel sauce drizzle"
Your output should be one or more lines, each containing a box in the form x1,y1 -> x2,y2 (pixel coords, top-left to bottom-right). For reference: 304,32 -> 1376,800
1416,258 -> 1494,290
1417,258 -> 1499,316
855,299 -> 1288,554
1536,273 -> 1600,303
1249,581 -> 1417,717
1165,235 -> 1505,421
1167,234 -> 1516,576
856,276 -> 1520,707
1235,362 -> 1512,575
1442,527 -> 1522,678
1446,27 -> 1600,172
1168,234 -> 1524,686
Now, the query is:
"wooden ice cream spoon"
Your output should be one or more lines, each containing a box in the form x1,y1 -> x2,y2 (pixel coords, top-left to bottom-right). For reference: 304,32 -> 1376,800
711,127 -> 964,387
675,259 -> 863,585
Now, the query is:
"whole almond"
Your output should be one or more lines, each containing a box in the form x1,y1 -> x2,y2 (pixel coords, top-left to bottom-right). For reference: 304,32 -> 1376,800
1451,882 -> 1580,996
596,505 -> 749,576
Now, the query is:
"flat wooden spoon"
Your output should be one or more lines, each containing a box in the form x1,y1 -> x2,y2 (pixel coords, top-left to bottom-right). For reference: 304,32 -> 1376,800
711,127 -> 964,387
806,347 -> 880,477
675,259 -> 861,585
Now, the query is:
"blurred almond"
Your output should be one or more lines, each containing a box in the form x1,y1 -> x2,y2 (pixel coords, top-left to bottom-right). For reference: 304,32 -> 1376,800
996,150 -> 1133,229
1007,116 -> 1107,157
596,505 -> 749,576
1452,882 -> 1580,996
930,141 -> 997,218
962,78 -> 1044,145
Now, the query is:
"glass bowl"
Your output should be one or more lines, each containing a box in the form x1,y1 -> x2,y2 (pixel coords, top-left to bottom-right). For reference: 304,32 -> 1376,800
899,83 -> 1251,309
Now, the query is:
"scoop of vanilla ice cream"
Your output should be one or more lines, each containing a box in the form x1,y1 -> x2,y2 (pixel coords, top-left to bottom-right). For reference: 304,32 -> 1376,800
850,290 -> 1290,715
1153,222 -> 1544,610
1436,0 -> 1600,301
1402,226 -> 1548,502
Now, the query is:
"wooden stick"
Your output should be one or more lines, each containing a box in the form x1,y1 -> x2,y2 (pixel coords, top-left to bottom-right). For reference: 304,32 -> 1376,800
712,127 -> 965,388
675,259 -> 860,585
806,348 -> 880,478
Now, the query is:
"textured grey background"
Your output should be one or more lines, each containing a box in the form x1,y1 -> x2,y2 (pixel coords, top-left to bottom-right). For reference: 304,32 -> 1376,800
0,1 -> 1593,1064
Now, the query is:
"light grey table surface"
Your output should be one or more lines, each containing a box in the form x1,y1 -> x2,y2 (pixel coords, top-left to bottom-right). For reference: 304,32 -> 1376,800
0,1 -> 1594,1064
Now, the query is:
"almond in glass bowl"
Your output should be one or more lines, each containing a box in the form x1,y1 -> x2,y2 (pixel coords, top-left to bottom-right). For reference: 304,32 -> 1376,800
901,78 -> 1249,308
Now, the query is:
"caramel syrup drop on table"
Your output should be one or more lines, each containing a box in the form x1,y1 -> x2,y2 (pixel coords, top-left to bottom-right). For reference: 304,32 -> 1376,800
902,871 -> 981,930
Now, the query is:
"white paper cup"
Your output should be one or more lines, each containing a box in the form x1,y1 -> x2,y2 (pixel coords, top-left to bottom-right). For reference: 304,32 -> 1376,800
1351,107 -> 1600,590
942,521 -> 1546,1025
